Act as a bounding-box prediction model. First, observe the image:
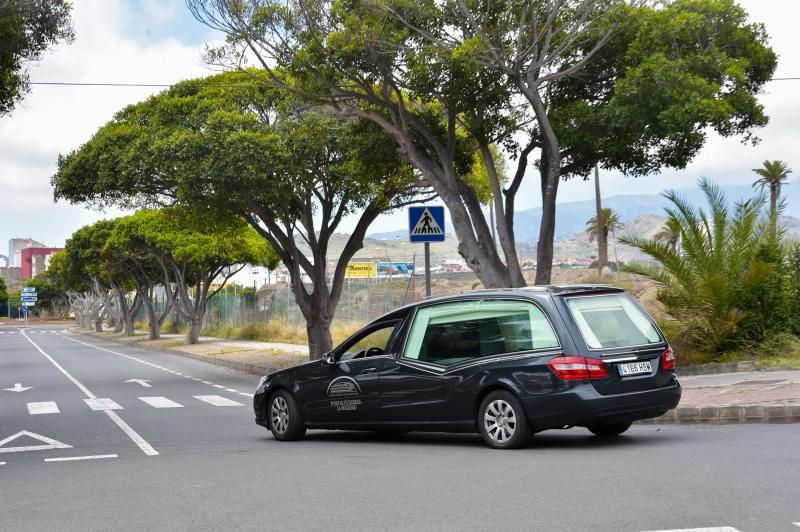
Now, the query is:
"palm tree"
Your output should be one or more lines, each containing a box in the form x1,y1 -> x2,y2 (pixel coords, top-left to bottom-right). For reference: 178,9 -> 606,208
586,207 -> 622,271
752,160 -> 792,232
655,217 -> 682,252
620,179 -> 773,353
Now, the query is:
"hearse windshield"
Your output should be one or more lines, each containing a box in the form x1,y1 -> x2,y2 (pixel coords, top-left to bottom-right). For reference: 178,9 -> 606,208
565,293 -> 662,349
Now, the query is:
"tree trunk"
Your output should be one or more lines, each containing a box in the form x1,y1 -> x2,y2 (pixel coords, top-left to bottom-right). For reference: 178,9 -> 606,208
306,315 -> 333,360
186,317 -> 202,345
94,315 -> 103,332
143,298 -> 161,340
595,164 -> 608,271
535,149 -> 561,285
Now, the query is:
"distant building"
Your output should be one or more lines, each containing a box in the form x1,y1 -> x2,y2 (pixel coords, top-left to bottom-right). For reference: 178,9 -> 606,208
20,247 -> 63,280
0,253 -> 7,268
8,238 -> 46,268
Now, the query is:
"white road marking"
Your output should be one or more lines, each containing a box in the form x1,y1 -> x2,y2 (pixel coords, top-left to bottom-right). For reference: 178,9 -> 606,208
194,395 -> 244,407
27,401 -> 60,415
124,379 -> 152,388
0,461 -> 5,465
45,454 -> 118,462
4,382 -> 33,392
0,430 -> 72,454
793,523 -> 800,527
56,334 -> 254,402
641,528 -> 741,532
138,396 -> 183,408
19,331 -> 158,457
84,398 -> 123,411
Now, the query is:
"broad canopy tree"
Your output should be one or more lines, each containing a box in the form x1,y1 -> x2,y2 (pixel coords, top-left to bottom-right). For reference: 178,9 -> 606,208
108,208 -> 278,344
188,0 -> 776,286
53,71 -> 424,357
0,0 -> 73,115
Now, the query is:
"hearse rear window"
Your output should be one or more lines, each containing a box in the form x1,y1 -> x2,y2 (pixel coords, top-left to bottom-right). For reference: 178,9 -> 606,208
566,294 -> 661,349
404,300 -> 559,366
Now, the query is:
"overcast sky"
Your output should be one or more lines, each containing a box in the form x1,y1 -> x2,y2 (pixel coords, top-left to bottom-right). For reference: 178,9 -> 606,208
0,0 -> 798,249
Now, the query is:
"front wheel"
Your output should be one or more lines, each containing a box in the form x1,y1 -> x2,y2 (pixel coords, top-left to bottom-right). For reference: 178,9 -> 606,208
478,391 -> 532,449
268,390 -> 306,441
587,421 -> 633,437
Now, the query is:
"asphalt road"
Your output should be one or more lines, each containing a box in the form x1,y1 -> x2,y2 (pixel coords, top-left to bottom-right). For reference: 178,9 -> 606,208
1,324 -> 799,532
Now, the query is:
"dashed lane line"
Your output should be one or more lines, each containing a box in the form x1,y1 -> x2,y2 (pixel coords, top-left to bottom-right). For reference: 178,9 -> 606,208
44,454 -> 118,462
138,396 -> 183,408
194,395 -> 244,407
19,330 -> 158,457
27,401 -> 60,415
84,398 -> 123,411
57,333 -> 254,398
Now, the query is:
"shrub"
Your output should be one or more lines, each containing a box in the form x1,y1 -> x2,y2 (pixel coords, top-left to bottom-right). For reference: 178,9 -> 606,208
621,179 -> 791,354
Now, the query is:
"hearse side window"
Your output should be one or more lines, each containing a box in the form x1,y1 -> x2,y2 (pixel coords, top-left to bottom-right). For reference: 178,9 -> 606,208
566,293 -> 661,349
403,300 -> 559,366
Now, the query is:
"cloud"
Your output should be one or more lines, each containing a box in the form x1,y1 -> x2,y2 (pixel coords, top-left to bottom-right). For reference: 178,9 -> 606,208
0,0 -> 215,247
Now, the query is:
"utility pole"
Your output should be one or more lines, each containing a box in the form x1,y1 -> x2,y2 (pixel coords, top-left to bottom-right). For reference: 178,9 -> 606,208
594,164 -> 608,272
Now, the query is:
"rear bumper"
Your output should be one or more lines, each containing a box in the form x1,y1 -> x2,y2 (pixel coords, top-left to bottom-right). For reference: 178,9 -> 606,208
522,375 -> 681,430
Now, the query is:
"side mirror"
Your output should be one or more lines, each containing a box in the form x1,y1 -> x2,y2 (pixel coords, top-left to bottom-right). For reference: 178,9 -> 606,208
322,351 -> 336,365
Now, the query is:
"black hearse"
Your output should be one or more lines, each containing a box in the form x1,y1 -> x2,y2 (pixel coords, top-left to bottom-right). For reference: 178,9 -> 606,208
254,286 -> 681,449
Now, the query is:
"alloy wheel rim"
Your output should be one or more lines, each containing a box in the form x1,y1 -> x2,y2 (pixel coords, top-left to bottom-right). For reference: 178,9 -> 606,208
271,396 -> 290,434
484,399 -> 517,443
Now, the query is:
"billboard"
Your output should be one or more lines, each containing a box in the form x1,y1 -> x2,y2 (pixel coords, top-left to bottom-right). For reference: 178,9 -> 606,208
377,262 -> 415,277
345,262 -> 377,279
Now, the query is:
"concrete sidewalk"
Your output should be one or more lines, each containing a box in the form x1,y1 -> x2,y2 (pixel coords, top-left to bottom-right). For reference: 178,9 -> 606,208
641,370 -> 800,424
74,329 -> 800,424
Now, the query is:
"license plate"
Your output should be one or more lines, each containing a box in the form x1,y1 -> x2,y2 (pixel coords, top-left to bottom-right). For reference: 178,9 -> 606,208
617,360 -> 652,376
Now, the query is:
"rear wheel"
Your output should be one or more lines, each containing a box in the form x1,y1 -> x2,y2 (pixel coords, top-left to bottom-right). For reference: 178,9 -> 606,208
587,421 -> 633,437
478,391 -> 532,449
268,390 -> 306,441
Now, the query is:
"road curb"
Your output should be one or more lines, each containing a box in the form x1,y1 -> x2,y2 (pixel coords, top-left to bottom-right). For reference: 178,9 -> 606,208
73,331 -> 280,376
677,361 -> 796,376
636,404 -> 800,425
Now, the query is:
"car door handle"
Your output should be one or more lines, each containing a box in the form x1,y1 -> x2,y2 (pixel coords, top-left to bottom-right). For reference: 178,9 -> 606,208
361,367 -> 377,374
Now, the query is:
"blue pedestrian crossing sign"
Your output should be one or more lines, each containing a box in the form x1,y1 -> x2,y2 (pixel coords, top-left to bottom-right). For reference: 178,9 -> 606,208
409,206 -> 446,242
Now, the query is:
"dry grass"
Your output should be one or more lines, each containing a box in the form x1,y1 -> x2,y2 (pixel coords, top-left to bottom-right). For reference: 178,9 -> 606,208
201,320 -> 364,346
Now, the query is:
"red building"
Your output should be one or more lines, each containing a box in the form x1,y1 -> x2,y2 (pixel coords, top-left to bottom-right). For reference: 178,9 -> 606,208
20,247 -> 63,280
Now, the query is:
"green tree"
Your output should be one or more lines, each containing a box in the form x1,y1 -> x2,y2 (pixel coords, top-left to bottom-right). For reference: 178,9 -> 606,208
0,277 -> 8,314
752,160 -> 792,233
188,1 -> 530,289
621,179 -> 789,353
112,208 -> 278,345
586,208 -> 622,272
53,71 -> 421,357
407,0 -> 776,283
0,0 -> 73,115
22,273 -> 69,319
655,218 -> 683,253
62,220 -> 118,331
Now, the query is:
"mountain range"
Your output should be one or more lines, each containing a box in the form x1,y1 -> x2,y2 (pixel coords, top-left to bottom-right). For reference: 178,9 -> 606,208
369,180 -> 800,244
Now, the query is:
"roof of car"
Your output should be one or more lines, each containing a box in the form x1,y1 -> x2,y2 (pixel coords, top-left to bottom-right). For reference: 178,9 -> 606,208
381,284 -> 624,318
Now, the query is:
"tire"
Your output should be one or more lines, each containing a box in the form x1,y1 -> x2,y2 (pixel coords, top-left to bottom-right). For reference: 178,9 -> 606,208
587,421 -> 633,437
268,390 -> 306,441
477,391 -> 532,449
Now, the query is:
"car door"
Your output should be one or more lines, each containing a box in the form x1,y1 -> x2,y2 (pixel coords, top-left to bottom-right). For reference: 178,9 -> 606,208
304,320 -> 401,426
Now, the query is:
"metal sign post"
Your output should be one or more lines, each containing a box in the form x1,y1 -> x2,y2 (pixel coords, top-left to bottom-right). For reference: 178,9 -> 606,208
21,287 -> 36,327
408,206 -> 446,298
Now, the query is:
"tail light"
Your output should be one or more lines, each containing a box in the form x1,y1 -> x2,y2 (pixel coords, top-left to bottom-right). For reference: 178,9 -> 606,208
661,347 -> 676,371
548,356 -> 609,380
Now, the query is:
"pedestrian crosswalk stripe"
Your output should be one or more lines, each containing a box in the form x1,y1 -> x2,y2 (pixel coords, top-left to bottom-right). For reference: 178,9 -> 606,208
84,398 -> 123,411
194,395 -> 244,407
138,396 -> 183,408
27,401 -> 60,415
